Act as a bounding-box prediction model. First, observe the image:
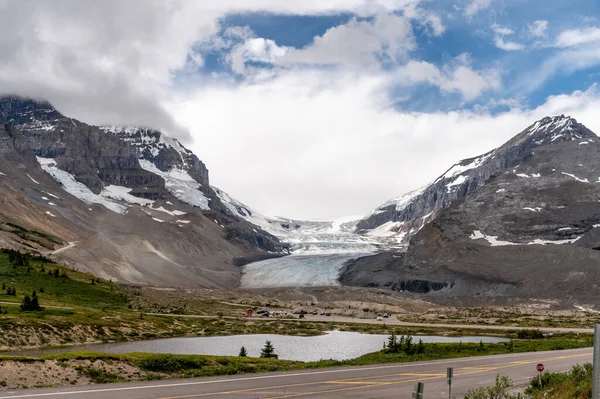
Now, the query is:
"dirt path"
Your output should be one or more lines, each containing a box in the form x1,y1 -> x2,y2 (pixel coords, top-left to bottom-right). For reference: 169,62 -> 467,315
0,301 -> 74,309
51,241 -> 78,255
146,312 -> 594,334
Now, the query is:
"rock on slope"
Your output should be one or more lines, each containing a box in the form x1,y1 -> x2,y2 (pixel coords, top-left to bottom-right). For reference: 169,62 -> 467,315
344,116 -> 600,306
0,96 -> 286,288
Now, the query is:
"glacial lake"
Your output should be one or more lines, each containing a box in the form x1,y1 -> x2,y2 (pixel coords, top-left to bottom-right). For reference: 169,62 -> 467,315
21,331 -> 508,362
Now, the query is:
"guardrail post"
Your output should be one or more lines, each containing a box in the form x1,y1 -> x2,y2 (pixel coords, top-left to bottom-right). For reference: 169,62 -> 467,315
412,382 -> 424,399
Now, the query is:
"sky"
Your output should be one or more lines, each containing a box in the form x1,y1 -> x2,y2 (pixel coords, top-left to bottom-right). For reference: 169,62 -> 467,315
1,0 -> 600,219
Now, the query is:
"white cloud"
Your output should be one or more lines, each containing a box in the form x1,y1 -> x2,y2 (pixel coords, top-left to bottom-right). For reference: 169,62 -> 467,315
494,37 -> 525,51
394,59 -> 501,101
556,27 -> 600,48
517,45 -> 600,93
164,72 -> 600,220
492,24 -> 515,36
464,0 -> 491,18
0,0 -> 426,141
528,20 -> 549,38
280,14 -> 416,68
491,24 -> 524,51
227,38 -> 287,75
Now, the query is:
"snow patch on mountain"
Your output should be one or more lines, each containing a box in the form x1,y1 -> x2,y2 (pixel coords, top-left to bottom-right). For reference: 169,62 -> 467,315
37,157 -> 127,214
470,230 -> 581,246
139,160 -> 210,210
376,187 -> 426,213
561,172 -> 589,183
100,185 -> 154,206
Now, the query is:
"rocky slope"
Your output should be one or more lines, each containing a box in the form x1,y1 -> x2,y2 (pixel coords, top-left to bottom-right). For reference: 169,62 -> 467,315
355,116 -> 597,248
0,96 -> 287,288
343,116 -> 600,306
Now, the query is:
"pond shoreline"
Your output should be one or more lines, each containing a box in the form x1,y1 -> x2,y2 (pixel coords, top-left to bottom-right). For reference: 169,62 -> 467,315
7,331 -> 510,362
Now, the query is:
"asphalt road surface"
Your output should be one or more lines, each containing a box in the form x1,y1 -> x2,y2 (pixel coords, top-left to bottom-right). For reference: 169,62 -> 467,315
0,347 -> 592,399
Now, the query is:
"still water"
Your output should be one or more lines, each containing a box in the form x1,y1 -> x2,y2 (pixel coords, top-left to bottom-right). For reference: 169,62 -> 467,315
26,331 -> 508,362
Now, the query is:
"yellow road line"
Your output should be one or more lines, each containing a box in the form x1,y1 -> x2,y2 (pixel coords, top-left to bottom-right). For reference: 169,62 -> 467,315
326,381 -> 393,385
157,352 -> 591,399
263,375 -> 442,399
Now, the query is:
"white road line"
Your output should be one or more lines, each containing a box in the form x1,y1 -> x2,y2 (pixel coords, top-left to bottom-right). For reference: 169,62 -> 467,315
0,349 -> 591,398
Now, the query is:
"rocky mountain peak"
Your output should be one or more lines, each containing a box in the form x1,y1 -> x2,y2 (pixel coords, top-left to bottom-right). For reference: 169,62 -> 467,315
521,115 -> 596,145
356,115 -> 599,247
0,96 -> 64,125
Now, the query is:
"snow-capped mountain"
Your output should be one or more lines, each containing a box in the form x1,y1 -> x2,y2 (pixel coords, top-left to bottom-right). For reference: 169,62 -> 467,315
355,115 -> 597,249
0,96 -> 287,288
344,116 -> 600,305
212,187 -> 379,254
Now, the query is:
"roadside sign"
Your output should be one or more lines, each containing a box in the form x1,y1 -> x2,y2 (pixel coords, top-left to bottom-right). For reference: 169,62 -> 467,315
537,364 -> 544,372
537,363 -> 544,389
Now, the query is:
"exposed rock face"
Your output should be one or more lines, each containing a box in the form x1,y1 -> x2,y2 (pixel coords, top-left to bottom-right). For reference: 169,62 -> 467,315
343,116 -> 600,306
0,98 -> 162,196
356,116 -> 597,247
100,127 -> 216,205
0,96 -> 287,287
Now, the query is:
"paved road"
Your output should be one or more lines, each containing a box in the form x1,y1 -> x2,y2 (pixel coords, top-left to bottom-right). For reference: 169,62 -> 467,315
0,348 -> 591,399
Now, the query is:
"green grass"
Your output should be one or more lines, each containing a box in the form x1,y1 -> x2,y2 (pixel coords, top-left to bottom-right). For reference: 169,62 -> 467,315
525,363 -> 593,398
0,251 -> 125,309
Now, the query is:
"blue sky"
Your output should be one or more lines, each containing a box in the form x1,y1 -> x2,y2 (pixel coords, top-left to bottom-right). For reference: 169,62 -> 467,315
3,0 -> 600,218
187,0 -> 600,116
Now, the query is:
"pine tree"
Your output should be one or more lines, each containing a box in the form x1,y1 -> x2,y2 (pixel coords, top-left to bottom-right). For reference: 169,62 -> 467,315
260,340 -> 278,359
1,282 -> 5,290
416,339 -> 425,354
39,287 -> 44,293
20,295 -> 31,311
386,332 -> 398,353
20,294 -> 42,311
404,335 -> 413,355
239,346 -> 248,357
31,295 -> 41,310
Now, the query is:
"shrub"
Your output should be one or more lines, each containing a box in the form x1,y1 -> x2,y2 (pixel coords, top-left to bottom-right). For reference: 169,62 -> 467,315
137,355 -> 208,372
465,375 -> 517,399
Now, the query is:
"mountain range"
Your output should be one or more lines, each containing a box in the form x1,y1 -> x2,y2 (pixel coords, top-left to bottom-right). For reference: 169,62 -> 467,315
0,97 -> 287,288
3,95 -> 600,305
343,115 -> 600,306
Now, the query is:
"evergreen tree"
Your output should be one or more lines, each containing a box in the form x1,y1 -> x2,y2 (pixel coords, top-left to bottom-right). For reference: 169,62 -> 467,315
39,287 -> 44,293
20,294 -> 42,311
1,282 -> 5,290
239,346 -> 248,357
386,332 -> 399,353
260,340 -> 278,359
416,339 -> 425,354
404,335 -> 413,355
31,295 -> 41,310
54,268 -> 60,278
20,295 -> 31,311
